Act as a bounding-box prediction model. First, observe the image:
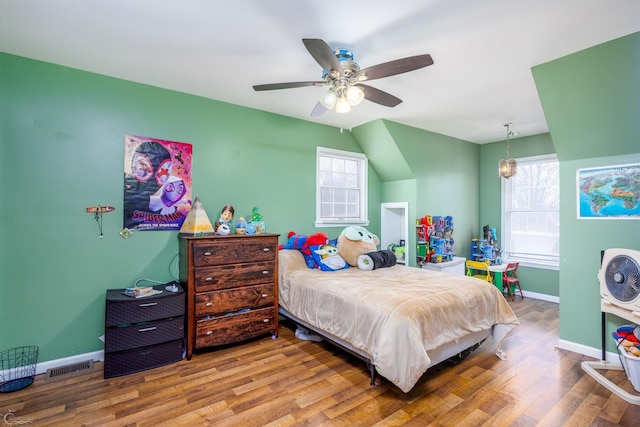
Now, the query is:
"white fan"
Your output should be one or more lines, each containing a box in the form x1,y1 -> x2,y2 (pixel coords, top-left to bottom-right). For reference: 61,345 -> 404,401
582,247 -> 640,405
599,248 -> 640,316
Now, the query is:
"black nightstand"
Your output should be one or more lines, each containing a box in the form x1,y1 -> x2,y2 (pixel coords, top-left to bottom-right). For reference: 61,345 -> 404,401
104,285 -> 185,378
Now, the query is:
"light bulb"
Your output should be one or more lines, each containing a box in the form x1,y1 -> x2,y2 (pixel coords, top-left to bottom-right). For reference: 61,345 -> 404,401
335,96 -> 351,113
346,85 -> 364,106
320,89 -> 336,109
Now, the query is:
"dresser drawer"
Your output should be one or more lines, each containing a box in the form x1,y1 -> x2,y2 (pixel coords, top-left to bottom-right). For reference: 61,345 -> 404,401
195,307 -> 276,348
195,284 -> 275,317
194,261 -> 274,292
193,238 -> 276,267
105,316 -> 185,352
104,339 -> 184,378
105,292 -> 185,326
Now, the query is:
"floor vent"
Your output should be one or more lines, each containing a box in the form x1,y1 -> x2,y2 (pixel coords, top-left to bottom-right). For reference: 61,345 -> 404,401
45,360 -> 94,379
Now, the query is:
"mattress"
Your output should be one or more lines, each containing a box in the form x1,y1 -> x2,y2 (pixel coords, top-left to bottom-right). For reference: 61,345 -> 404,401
278,249 -> 519,392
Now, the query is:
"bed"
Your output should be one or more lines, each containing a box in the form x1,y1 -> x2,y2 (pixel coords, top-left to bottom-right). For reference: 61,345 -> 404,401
278,249 -> 520,393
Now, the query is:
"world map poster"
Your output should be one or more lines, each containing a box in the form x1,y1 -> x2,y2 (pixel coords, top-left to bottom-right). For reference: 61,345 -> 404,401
577,163 -> 640,219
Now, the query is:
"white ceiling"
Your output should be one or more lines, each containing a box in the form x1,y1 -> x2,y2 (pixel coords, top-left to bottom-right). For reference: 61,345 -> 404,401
1,0 -> 639,144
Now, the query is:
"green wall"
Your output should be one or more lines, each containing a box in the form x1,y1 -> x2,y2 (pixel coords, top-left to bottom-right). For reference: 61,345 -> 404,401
8,30 -> 636,366
381,120 -> 481,262
532,32 -> 640,352
0,53 -> 380,362
353,119 -> 482,266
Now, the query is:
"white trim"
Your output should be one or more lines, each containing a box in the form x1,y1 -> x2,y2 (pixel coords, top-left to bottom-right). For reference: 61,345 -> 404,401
557,338 -> 618,362
522,290 -> 559,303
315,146 -> 368,227
501,153 -> 560,269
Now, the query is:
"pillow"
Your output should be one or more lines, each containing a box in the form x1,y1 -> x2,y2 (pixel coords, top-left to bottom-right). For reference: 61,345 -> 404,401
309,244 -> 349,271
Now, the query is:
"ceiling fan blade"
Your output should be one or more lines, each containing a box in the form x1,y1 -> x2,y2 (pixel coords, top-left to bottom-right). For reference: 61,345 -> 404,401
354,54 -> 434,82
302,38 -> 343,76
359,84 -> 402,107
310,102 -> 328,117
253,81 -> 325,91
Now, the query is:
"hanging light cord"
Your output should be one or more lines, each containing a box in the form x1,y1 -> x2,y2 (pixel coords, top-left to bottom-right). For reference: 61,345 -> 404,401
504,122 -> 512,158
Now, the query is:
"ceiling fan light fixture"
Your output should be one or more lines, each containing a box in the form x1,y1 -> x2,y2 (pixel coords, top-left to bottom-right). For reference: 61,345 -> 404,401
335,95 -> 351,114
499,122 -> 517,179
253,38 -> 434,117
320,88 -> 337,109
346,85 -> 365,106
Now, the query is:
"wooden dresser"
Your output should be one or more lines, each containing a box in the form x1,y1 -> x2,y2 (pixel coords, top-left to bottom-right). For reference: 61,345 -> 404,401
178,234 -> 279,359
104,285 -> 185,378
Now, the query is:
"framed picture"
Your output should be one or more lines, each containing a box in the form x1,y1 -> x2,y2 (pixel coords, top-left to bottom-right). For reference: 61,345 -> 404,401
577,162 -> 640,219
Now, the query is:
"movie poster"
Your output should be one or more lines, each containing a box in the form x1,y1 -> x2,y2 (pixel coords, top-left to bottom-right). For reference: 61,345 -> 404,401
123,135 -> 193,231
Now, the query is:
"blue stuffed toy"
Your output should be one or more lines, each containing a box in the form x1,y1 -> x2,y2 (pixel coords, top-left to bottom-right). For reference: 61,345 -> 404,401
279,231 -> 330,269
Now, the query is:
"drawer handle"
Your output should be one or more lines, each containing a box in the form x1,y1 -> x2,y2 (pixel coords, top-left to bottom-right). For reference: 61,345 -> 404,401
262,270 -> 269,275
138,327 -> 157,333
261,294 -> 268,298
206,331 -> 213,335
205,277 -> 213,282
263,248 -> 270,252
204,251 -> 212,256
139,302 -> 158,307
263,318 -> 270,323
205,302 -> 213,307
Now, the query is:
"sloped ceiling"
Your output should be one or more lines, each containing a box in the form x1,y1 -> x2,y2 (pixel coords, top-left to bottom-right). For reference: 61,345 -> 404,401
1,0 -> 640,143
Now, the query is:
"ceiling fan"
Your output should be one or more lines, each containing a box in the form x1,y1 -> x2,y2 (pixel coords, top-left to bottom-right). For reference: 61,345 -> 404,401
253,38 -> 434,117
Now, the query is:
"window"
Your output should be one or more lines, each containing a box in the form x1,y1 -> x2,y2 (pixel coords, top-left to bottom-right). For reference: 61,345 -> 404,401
315,147 -> 368,227
501,154 -> 559,269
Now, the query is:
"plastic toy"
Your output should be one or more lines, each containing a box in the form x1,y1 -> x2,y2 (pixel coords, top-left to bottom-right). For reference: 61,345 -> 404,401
215,204 -> 234,235
416,214 -> 455,263
235,217 -> 247,235
470,224 -> 502,264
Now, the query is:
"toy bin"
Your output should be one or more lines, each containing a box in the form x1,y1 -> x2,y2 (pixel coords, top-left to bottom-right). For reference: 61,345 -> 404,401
0,346 -> 38,392
618,348 -> 640,392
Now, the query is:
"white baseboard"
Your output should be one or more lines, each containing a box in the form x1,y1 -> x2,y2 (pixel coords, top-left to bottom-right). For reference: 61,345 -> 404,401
34,350 -> 104,375
521,292 -> 622,362
557,339 -> 619,362
522,290 -> 559,303
522,292 -> 617,361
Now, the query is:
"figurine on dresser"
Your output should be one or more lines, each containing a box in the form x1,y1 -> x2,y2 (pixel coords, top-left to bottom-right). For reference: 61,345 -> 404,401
215,204 -> 234,235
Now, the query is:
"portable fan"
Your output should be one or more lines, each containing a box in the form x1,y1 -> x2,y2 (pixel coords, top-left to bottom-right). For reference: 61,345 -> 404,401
582,248 -> 640,405
599,248 -> 640,313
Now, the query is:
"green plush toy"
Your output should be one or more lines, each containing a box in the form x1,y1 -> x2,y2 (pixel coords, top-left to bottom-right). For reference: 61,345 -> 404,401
336,226 -> 380,266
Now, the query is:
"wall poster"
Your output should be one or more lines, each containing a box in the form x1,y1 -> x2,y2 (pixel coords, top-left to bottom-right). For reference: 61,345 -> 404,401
577,162 -> 640,219
124,135 -> 193,231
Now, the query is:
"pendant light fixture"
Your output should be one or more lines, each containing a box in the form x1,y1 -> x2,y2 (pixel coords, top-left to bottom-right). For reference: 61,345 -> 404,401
498,122 -> 517,179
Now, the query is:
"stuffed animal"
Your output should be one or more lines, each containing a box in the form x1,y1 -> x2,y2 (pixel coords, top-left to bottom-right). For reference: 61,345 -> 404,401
279,231 -> 328,253
336,226 -> 379,266
311,244 -> 348,271
279,231 -> 330,269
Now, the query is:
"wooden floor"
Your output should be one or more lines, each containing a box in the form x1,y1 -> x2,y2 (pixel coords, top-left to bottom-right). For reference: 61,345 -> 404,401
4,298 -> 640,426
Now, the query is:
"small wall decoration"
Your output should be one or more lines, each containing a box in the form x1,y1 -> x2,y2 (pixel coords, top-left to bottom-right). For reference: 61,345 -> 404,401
123,135 -> 193,231
577,162 -> 640,219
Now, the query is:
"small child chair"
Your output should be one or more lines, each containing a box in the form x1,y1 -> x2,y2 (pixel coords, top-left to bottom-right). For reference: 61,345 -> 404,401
465,260 -> 492,283
502,262 -> 523,300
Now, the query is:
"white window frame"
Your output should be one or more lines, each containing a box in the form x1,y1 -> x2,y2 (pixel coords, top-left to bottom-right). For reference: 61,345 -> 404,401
501,153 -> 560,270
315,146 -> 369,227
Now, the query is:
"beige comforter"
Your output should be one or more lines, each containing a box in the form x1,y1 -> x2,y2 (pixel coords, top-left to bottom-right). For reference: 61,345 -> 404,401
278,250 -> 519,392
